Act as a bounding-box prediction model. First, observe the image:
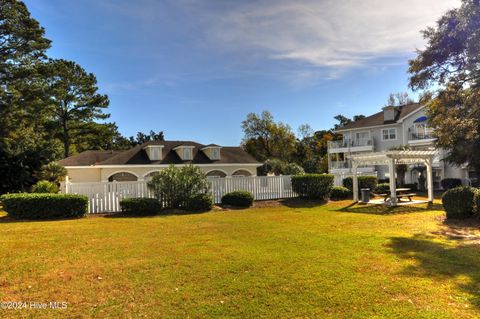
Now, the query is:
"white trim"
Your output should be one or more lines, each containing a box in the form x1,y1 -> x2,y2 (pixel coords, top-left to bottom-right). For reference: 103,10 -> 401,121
106,170 -> 140,180
232,168 -> 255,176
205,169 -> 229,177
64,163 -> 263,169
173,145 -> 195,150
334,123 -> 399,133
200,146 -> 223,150
397,105 -> 426,123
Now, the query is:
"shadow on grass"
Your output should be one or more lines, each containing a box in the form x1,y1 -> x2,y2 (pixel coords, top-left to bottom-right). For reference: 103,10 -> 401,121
104,208 -> 211,218
388,235 -> 480,309
278,198 -> 328,208
337,201 -> 444,215
0,215 -> 84,224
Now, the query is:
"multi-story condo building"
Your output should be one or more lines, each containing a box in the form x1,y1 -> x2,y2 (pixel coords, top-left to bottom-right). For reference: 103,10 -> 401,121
328,103 -> 472,188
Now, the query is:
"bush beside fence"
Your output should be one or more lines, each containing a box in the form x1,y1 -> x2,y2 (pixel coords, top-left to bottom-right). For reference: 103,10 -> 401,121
291,174 -> 334,200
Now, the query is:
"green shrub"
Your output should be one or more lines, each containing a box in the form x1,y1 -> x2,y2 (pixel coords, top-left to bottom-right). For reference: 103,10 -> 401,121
475,190 -> 480,216
38,162 -> 67,183
441,178 -> 463,190
185,193 -> 213,212
330,186 -> 351,200
343,176 -> 378,192
119,198 -> 161,216
442,186 -> 477,219
291,174 -> 334,200
31,180 -> 59,193
283,163 -> 305,175
147,165 -> 211,209
0,193 -> 88,219
221,191 -> 254,207
373,183 -> 390,194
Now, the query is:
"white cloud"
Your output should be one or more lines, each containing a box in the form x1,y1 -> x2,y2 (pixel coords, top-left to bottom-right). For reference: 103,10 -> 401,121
202,0 -> 460,71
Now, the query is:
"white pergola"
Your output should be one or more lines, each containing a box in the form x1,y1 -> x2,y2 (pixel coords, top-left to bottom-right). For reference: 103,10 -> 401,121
347,150 -> 436,206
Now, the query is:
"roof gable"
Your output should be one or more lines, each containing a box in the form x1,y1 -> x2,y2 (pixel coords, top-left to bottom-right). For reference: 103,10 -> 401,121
336,103 -> 423,131
58,140 -> 260,166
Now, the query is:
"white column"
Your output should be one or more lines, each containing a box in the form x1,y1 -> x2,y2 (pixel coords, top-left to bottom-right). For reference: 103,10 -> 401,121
426,157 -> 434,203
388,158 -> 397,206
353,162 -> 359,202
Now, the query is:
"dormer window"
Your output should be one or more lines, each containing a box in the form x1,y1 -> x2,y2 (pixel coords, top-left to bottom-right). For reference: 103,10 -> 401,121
201,145 -> 222,160
143,145 -> 164,161
173,145 -> 195,161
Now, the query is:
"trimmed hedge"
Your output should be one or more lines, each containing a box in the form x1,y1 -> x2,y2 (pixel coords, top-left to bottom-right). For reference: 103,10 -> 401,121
120,198 -> 161,216
291,174 -> 334,200
221,191 -> 254,207
373,183 -> 390,194
0,193 -> 88,219
442,186 -> 478,219
343,176 -> 378,192
185,193 -> 213,212
441,178 -> 462,190
330,186 -> 351,200
31,180 -> 59,193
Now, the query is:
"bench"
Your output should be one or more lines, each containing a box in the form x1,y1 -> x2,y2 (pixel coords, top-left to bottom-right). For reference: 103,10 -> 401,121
373,193 -> 389,201
396,193 -> 417,201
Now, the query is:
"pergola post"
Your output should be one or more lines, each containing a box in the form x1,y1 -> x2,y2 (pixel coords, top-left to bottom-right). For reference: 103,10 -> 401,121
352,162 -> 359,202
388,158 -> 397,206
426,157 -> 434,203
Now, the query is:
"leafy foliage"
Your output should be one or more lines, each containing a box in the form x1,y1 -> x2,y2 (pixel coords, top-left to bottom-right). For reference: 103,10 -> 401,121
221,191 -> 254,207
342,176 -> 378,192
185,193 -> 213,212
242,111 -> 296,162
147,165 -> 211,210
409,0 -> 480,176
441,178 -> 463,190
442,186 -> 478,219
291,174 -> 334,200
119,198 -> 161,216
42,59 -> 110,158
330,186 -> 351,200
31,180 -> 59,193
37,162 -> 67,183
373,183 -> 390,194
0,193 -> 88,219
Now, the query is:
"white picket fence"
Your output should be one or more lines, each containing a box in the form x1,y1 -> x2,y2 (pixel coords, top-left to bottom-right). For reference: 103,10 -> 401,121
64,175 -> 297,213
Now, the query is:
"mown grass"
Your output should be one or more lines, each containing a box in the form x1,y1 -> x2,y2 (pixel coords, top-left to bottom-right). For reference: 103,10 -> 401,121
0,200 -> 479,318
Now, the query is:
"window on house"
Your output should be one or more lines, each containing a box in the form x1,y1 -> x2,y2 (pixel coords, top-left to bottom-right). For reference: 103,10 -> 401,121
183,148 -> 193,160
382,128 -> 397,141
211,148 -> 220,160
355,131 -> 369,141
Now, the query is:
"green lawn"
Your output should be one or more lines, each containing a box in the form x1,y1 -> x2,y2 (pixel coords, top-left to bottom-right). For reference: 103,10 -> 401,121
1,200 -> 479,318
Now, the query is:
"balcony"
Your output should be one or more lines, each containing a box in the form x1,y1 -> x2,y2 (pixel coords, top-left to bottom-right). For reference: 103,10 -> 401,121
407,126 -> 436,145
329,160 -> 375,173
328,138 -> 374,153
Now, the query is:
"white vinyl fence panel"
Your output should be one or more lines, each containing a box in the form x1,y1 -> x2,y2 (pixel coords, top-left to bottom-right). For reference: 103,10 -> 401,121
64,175 -> 297,213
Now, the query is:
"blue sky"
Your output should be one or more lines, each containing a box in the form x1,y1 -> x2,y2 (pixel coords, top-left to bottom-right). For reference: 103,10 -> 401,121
24,0 -> 460,145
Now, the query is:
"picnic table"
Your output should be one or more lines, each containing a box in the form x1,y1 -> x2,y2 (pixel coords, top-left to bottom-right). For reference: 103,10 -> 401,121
376,188 -> 417,202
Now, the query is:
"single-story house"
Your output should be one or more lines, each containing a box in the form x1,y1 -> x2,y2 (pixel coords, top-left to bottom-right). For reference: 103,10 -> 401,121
58,140 -> 263,182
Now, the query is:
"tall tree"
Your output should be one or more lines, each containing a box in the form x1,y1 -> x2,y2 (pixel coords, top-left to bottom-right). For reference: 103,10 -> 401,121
408,0 -> 480,176
0,0 -> 60,193
385,92 -> 415,106
241,111 -> 296,161
43,59 -> 109,158
333,114 -> 365,130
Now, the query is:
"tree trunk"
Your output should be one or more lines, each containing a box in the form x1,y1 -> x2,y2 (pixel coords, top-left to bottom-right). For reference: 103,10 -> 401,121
62,113 -> 69,158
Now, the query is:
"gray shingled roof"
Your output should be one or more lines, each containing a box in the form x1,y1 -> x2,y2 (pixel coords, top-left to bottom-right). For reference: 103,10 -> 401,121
336,103 -> 423,131
58,141 -> 260,166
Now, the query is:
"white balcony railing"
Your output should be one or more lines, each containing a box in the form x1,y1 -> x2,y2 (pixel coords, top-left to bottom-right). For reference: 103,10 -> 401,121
328,138 -> 373,149
408,126 -> 435,141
